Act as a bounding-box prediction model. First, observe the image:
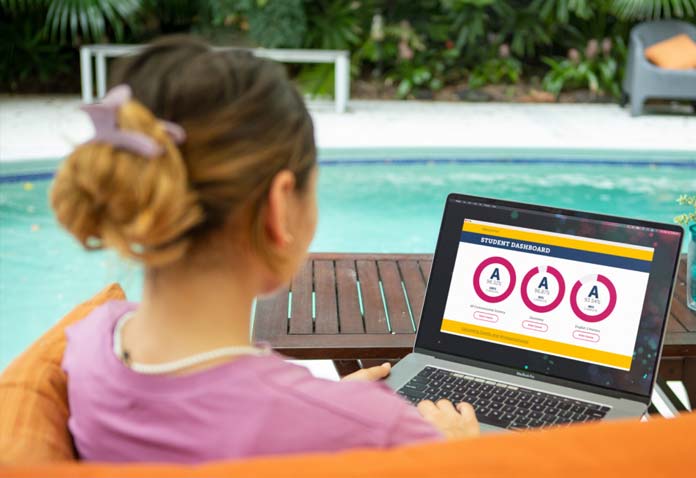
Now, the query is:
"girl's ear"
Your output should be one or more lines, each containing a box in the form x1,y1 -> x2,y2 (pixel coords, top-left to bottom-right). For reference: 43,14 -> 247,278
264,170 -> 296,248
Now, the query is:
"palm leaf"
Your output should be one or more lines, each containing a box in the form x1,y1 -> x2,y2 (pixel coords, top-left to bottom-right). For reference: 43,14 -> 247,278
611,0 -> 696,19
0,0 -> 44,11
43,0 -> 142,43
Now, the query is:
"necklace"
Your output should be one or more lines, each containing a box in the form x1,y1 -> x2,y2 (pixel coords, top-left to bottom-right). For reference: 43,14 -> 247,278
113,312 -> 269,375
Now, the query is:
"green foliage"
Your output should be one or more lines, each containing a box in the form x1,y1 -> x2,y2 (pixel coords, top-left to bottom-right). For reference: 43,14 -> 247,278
675,195 -> 696,226
469,56 -> 522,88
296,64 -> 335,98
611,0 -> 696,20
0,0 -> 143,43
298,1 -> 366,97
391,54 -> 451,98
49,0 -> 142,43
533,0 -> 593,23
356,16 -> 460,98
304,0 -> 363,50
3,0 -> 695,97
498,5 -> 553,58
442,0 -> 497,50
0,12 -> 72,90
143,0 -> 204,33
246,0 -> 307,48
541,37 -> 627,98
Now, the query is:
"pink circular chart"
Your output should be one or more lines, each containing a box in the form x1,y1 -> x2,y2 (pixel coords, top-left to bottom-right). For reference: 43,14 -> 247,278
520,265 -> 566,313
570,274 -> 617,322
472,256 -> 516,303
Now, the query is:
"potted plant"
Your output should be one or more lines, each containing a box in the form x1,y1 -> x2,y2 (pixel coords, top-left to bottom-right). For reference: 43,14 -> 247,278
675,194 -> 696,312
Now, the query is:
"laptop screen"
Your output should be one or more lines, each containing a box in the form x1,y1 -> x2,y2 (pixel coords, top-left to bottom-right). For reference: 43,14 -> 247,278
415,194 -> 683,398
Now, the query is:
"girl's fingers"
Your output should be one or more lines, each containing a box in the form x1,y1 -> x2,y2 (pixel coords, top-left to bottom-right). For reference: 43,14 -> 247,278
416,400 -> 439,418
456,402 -> 477,420
341,363 -> 391,381
435,399 -> 459,415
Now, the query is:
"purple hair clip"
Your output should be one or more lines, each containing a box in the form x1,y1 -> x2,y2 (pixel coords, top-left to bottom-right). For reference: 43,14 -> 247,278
80,84 -> 185,158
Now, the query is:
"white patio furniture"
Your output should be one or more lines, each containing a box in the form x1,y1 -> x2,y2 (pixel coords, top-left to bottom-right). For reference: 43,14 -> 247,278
80,45 -> 350,113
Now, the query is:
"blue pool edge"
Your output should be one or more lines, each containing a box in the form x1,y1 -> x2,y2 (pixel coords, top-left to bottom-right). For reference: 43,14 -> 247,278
1,146 -> 695,183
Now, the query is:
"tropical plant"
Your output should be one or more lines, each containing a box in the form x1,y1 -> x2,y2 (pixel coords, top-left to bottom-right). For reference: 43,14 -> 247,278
532,0 -> 594,23
675,195 -> 696,226
0,12 -> 72,91
143,0 -> 205,34
441,0 -> 497,51
247,0 -> 307,48
0,0 -> 143,43
497,3 -> 554,58
541,37 -> 626,99
304,0 -> 364,50
611,0 -> 696,20
359,17 -> 458,98
298,0 -> 366,97
469,49 -> 522,88
389,58 -> 443,98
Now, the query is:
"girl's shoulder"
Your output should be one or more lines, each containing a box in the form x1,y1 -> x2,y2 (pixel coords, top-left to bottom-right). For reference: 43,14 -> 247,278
62,299 -> 136,375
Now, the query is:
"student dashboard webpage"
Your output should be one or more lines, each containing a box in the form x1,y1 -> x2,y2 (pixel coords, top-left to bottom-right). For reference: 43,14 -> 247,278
441,219 -> 654,371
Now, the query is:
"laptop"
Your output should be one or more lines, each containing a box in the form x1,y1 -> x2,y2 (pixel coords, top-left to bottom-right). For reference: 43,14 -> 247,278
386,194 -> 684,432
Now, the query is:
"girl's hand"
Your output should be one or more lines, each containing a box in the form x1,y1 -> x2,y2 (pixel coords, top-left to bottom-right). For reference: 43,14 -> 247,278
342,362 -> 391,381
417,399 -> 480,440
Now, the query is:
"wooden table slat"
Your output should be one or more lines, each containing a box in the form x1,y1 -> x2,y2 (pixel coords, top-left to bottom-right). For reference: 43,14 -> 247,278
289,261 -> 313,334
377,260 -> 415,333
667,314 -> 687,333
313,260 -> 339,334
419,260 -> 432,284
670,297 -> 696,333
269,333 -> 415,359
357,260 -> 390,333
311,253 -> 432,261
252,286 -> 289,339
399,260 -> 427,327
335,260 -> 365,333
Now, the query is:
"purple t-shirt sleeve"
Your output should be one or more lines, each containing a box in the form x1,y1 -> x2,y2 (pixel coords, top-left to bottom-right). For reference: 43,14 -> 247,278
386,402 -> 443,446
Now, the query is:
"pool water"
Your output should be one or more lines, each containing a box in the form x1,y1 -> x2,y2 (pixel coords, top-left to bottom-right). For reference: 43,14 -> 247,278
1,162 -> 694,369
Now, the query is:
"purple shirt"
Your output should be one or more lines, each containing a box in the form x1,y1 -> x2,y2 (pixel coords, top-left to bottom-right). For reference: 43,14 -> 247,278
63,300 -> 441,463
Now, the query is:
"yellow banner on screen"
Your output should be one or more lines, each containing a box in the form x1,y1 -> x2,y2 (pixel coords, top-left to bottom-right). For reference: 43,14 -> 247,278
462,222 -> 653,262
441,319 -> 633,370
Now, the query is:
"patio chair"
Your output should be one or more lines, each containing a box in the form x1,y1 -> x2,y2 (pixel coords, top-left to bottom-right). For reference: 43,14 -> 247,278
621,20 -> 696,116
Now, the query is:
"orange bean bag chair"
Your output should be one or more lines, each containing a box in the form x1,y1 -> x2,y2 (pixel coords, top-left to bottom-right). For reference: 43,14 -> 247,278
2,284 -> 696,477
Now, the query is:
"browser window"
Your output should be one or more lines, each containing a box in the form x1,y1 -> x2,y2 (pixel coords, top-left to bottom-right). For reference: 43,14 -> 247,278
441,219 -> 654,371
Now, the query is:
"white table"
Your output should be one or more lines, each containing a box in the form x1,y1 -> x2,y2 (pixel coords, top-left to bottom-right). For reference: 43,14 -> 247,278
80,45 -> 350,113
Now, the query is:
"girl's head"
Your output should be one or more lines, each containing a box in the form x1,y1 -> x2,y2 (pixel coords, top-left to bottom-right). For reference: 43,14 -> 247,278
51,36 -> 317,292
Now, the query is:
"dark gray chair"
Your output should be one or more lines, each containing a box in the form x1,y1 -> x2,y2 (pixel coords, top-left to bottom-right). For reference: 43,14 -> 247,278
622,20 -> 696,116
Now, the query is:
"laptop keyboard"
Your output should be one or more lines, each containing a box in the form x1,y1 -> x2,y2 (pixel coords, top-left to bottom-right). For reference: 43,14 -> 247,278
396,366 -> 611,430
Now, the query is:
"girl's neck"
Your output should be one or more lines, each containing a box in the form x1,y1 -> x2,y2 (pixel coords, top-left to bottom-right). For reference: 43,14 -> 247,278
124,259 -> 261,365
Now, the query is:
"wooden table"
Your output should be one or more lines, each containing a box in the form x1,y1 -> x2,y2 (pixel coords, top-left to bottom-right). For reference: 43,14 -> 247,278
253,253 -> 696,402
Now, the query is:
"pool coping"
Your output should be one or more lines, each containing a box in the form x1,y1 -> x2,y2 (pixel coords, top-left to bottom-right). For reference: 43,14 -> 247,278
1,146 -> 695,183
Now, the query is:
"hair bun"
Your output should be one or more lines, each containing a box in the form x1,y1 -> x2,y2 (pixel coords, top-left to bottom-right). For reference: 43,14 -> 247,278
51,98 -> 204,267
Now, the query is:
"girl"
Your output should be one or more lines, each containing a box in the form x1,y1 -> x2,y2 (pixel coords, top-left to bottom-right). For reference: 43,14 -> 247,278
51,36 -> 479,463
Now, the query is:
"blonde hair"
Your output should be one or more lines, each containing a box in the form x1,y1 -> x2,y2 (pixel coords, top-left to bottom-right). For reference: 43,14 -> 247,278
51,36 -> 316,269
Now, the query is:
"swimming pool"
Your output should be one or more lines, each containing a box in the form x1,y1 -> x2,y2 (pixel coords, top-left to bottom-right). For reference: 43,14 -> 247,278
1,160 -> 694,369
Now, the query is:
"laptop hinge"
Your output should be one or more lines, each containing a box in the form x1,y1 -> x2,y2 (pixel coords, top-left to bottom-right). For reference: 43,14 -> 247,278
414,346 -> 650,404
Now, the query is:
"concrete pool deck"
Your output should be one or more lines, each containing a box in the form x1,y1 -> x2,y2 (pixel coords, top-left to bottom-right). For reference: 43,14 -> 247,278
1,95 -> 694,162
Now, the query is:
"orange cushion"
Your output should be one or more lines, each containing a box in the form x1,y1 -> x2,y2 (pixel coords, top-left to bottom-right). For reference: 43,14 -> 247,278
0,284 -> 125,464
3,412 -> 696,477
645,33 -> 696,69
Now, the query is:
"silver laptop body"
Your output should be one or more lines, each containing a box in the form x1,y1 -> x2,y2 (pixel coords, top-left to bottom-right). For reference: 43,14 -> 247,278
386,194 -> 683,433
